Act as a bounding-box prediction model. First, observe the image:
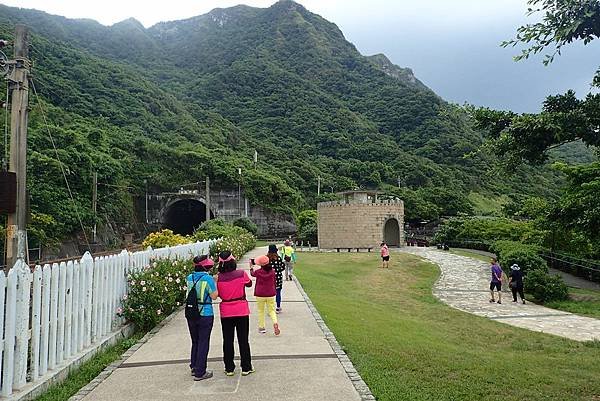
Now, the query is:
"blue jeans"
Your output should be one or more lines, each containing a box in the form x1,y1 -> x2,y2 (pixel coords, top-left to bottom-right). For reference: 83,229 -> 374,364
276,288 -> 282,308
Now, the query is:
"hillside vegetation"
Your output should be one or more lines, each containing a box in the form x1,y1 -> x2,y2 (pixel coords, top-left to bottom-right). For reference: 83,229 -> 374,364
0,1 -> 575,244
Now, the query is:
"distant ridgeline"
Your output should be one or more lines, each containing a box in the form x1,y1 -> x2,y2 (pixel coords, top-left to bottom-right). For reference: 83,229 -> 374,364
0,0 -> 585,244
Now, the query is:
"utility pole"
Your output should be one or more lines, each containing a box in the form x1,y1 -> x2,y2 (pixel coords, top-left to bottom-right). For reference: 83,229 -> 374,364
5,25 -> 30,269
143,179 -> 148,223
205,176 -> 211,222
92,171 -> 97,243
317,176 -> 321,196
237,167 -> 242,218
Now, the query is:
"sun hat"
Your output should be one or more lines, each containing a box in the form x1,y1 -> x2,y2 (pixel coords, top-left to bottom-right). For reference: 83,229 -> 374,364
254,255 -> 270,266
510,264 -> 520,271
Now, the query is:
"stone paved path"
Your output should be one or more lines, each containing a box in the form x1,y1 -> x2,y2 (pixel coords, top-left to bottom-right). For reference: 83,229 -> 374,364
402,247 -> 600,342
78,247 -> 366,401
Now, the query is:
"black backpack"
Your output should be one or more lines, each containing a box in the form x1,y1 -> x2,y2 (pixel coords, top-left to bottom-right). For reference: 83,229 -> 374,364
185,276 -> 210,320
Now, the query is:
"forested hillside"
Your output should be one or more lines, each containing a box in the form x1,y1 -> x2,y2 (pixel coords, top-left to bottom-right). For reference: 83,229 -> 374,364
0,0 -> 576,244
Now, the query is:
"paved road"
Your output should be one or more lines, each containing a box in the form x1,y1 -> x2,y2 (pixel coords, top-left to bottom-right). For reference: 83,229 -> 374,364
80,247 -> 363,401
403,247 -> 600,342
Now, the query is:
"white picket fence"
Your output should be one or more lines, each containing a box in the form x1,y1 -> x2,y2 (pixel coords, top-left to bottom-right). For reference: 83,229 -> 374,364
0,240 -> 216,397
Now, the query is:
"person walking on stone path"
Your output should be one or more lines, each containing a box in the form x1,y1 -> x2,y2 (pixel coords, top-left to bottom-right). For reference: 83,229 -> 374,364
268,244 -> 286,313
380,242 -> 390,268
186,255 -> 218,381
250,255 -> 281,336
216,250 -> 254,376
280,240 -> 297,280
489,258 -> 503,304
508,263 -> 526,304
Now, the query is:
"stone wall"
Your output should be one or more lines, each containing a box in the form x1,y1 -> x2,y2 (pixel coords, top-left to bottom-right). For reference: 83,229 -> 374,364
317,200 -> 404,249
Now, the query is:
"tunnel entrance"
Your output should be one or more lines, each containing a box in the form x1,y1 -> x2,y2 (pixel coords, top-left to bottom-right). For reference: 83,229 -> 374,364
163,199 -> 213,235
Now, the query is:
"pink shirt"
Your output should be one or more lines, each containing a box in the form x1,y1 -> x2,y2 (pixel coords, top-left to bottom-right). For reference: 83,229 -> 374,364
250,267 -> 276,297
217,270 -> 251,318
381,245 -> 389,257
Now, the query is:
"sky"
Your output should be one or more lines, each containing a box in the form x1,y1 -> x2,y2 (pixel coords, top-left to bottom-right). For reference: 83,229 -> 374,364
3,0 -> 599,112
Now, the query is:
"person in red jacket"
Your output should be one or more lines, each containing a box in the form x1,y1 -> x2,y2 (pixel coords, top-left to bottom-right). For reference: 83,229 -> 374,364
250,255 -> 281,336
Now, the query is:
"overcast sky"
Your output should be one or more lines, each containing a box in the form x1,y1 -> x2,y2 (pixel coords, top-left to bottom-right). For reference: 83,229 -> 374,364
3,0 -> 599,112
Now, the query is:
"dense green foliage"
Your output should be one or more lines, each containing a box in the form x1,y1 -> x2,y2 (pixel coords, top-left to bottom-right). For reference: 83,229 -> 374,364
433,217 -> 543,246
295,209 -> 318,244
191,218 -> 249,241
472,0 -> 600,261
491,240 -> 546,274
232,217 -> 258,236
296,252 -> 600,401
525,268 -> 569,303
0,1 -> 578,247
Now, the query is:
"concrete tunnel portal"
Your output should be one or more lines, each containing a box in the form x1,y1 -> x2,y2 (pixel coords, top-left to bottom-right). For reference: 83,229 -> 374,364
162,199 -> 214,236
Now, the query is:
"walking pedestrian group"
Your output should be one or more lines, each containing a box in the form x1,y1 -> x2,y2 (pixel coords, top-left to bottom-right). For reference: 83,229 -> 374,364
184,243 -> 294,382
488,258 -> 527,305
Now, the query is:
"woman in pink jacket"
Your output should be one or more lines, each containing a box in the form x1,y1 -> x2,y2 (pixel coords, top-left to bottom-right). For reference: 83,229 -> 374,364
250,255 -> 281,336
217,251 -> 254,376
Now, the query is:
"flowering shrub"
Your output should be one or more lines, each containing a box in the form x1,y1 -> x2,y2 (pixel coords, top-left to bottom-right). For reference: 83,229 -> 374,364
121,258 -> 193,330
142,229 -> 189,249
210,233 -> 256,260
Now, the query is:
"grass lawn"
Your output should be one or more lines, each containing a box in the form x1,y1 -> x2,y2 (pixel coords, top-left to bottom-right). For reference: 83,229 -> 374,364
33,332 -> 144,401
295,252 -> 600,401
546,287 -> 600,319
449,249 -> 493,262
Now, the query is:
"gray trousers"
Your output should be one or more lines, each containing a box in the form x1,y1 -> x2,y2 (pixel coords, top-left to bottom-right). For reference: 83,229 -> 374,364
284,260 -> 294,280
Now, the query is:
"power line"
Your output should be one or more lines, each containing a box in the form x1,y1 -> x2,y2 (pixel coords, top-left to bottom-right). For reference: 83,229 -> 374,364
30,78 -> 91,252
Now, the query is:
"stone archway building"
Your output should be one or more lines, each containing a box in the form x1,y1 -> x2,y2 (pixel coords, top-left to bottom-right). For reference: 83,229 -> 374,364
317,191 -> 404,249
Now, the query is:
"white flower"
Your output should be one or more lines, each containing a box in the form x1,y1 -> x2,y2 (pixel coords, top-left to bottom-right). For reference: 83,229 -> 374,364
131,280 -> 136,286
175,278 -> 180,284
142,286 -> 147,292
168,277 -> 173,282
157,309 -> 162,315
140,280 -> 146,286
122,294 -> 128,300
116,307 -> 123,314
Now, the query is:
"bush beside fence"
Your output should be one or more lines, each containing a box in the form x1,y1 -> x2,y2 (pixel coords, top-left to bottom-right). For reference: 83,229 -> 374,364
0,240 -> 217,398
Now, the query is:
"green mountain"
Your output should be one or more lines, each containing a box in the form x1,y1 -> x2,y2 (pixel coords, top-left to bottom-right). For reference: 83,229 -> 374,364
0,1 -> 570,243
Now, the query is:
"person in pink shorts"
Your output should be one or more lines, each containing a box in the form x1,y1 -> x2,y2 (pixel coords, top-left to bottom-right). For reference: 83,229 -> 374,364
380,242 -> 390,268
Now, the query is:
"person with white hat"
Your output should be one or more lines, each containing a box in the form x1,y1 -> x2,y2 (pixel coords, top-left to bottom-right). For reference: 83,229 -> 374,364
508,264 -> 526,304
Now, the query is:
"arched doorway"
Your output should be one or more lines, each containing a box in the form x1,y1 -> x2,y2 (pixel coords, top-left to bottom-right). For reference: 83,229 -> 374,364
163,199 -> 213,235
384,218 -> 400,247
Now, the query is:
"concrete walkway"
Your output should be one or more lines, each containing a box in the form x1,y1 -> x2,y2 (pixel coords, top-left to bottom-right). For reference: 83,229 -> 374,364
403,247 -> 600,341
80,247 -> 363,401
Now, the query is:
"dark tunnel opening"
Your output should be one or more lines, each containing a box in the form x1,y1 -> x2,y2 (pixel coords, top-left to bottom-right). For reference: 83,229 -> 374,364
163,199 -> 213,236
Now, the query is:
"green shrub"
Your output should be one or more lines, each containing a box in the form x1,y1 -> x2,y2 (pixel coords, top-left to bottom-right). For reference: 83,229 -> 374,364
296,210 -> 317,244
233,217 -> 258,236
142,229 -> 190,249
492,240 -> 547,274
209,233 -> 256,260
121,258 -> 193,330
525,269 -> 569,303
434,217 -> 543,245
192,219 -> 249,241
